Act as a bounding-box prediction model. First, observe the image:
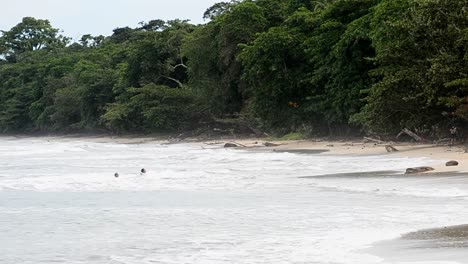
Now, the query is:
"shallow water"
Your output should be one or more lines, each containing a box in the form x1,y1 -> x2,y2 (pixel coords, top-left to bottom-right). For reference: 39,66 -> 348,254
1,137 -> 467,264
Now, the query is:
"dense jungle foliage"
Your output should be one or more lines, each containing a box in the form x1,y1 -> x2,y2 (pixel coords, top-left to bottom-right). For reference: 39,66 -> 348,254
1,0 -> 467,139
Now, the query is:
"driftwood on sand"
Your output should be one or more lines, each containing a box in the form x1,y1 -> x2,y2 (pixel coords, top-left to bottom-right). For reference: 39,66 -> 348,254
435,138 -> 451,146
385,145 -> 399,152
224,142 -> 248,148
363,137 -> 385,144
264,142 -> 279,147
405,166 -> 434,174
397,128 -> 424,142
223,141 -> 282,148
362,137 -> 399,153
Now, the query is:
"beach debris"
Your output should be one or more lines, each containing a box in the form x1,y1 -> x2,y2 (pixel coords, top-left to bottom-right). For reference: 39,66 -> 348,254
363,137 -> 384,144
114,172 -> 119,178
326,144 -> 334,147
445,160 -> 459,167
264,142 -> 279,147
224,141 -> 248,148
235,142 -> 248,147
435,138 -> 451,146
224,143 -> 239,148
385,145 -> 399,152
405,166 -> 434,174
168,133 -> 186,143
397,128 -> 424,142
272,149 -> 329,154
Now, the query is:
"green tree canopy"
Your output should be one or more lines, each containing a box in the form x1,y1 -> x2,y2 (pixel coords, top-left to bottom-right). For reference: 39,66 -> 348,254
0,17 -> 68,62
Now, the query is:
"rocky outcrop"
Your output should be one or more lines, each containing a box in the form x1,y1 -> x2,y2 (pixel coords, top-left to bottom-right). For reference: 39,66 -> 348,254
445,160 -> 459,167
405,166 -> 435,174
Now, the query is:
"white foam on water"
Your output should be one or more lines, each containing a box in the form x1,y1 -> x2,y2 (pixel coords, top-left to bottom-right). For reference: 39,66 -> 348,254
1,137 -> 467,264
0,138 -> 440,193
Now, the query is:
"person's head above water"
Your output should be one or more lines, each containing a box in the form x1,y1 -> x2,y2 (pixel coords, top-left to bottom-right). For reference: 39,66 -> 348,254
141,168 -> 146,174
114,172 -> 119,178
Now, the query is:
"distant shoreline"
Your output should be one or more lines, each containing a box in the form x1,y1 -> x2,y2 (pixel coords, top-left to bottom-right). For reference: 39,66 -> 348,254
2,134 -> 467,174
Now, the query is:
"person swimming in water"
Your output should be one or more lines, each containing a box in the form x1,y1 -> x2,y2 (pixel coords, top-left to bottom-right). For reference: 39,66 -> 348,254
140,168 -> 146,175
114,172 -> 119,178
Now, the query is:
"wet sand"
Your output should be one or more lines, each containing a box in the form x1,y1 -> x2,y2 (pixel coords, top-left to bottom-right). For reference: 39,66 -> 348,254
237,139 -> 468,174
403,225 -> 468,247
300,170 -> 468,179
299,170 -> 401,179
369,225 -> 468,263
272,149 -> 330,154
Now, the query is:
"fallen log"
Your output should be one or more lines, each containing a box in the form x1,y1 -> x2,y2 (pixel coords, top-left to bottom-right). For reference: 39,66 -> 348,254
233,142 -> 247,147
397,128 -> 423,142
405,166 -> 434,174
435,138 -> 451,146
385,145 -> 399,152
363,137 -> 384,144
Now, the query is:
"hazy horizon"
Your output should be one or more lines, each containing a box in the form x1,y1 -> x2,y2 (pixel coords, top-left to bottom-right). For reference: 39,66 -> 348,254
2,0 -> 220,40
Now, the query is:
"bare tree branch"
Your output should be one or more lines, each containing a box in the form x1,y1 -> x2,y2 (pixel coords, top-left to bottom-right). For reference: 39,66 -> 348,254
173,63 -> 188,70
161,75 -> 184,88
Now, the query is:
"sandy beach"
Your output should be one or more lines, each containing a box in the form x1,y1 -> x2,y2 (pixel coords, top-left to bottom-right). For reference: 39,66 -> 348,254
202,138 -> 468,174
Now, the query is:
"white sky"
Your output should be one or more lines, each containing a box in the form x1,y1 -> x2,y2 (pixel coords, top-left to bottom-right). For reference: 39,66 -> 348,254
1,0 -> 220,40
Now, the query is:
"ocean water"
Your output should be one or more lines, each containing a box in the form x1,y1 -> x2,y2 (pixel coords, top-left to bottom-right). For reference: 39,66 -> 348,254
1,137 -> 467,264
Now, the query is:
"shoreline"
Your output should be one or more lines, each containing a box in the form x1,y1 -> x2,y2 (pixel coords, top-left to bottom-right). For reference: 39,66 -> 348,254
202,138 -> 468,174
3,135 -> 468,263
369,225 -> 468,263
2,134 -> 467,174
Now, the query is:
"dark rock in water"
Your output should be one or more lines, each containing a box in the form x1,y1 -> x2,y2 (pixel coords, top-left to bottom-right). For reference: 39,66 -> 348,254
224,143 -> 238,148
405,166 -> 434,174
446,160 -> 459,167
264,142 -> 279,147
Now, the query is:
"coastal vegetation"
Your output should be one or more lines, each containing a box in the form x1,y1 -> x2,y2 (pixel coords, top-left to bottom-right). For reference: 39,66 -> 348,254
0,0 -> 467,139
